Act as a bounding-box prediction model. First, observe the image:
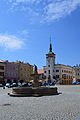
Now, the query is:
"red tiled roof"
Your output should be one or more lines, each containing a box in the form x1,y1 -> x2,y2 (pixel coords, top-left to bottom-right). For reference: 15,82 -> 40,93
38,69 -> 44,74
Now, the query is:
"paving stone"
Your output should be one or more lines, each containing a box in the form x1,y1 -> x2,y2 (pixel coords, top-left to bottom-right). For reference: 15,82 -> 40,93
0,85 -> 80,120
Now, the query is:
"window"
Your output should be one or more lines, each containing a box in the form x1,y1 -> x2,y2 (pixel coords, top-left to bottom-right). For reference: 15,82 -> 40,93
56,70 -> 59,72
21,68 -> 23,70
48,65 -> 50,67
48,70 -> 50,74
66,75 -> 68,79
64,70 -> 66,73
53,70 -> 55,72
25,68 -> 26,71
56,75 -> 59,78
69,75 -> 70,79
21,74 -> 23,77
0,66 -> 4,70
53,76 -> 56,79
0,72 -> 4,76
62,74 -> 66,79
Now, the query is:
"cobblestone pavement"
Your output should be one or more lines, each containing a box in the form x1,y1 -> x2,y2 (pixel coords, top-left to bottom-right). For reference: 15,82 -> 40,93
0,85 -> 80,120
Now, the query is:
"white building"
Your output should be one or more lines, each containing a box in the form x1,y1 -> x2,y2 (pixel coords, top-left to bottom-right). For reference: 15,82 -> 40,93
55,64 -> 73,84
44,41 -> 55,83
44,41 -> 73,84
73,66 -> 76,83
73,65 -> 80,82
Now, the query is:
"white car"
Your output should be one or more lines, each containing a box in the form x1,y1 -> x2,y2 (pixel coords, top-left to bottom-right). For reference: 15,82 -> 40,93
0,84 -> 3,87
6,83 -> 10,88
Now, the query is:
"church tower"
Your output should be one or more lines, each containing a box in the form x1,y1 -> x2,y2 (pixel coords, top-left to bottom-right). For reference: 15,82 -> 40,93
46,38 -> 55,83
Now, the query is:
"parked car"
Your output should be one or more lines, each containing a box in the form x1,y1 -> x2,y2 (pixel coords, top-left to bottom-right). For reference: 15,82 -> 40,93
18,82 -> 22,87
22,83 -> 28,87
42,81 -> 48,86
0,84 -> 3,87
28,83 -> 32,87
10,83 -> 18,87
76,82 -> 80,85
6,83 -> 11,88
72,81 -> 76,85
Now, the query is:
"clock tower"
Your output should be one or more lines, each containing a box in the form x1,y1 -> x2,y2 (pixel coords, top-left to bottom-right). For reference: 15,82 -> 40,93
46,39 -> 55,83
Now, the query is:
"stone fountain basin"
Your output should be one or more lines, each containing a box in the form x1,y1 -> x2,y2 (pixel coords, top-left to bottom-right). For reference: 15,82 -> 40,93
8,86 -> 58,97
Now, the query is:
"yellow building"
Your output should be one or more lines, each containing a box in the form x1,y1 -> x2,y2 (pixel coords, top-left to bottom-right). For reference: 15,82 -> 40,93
55,64 -> 73,85
18,61 -> 33,82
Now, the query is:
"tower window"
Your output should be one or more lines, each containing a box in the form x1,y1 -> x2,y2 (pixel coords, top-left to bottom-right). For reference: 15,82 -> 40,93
48,65 -> 50,67
48,70 -> 50,74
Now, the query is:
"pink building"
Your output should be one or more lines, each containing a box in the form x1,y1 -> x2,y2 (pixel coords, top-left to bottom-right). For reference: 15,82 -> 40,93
5,61 -> 19,83
38,69 -> 46,80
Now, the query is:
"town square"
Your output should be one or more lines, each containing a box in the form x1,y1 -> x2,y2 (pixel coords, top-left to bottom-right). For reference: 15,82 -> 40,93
0,0 -> 80,120
0,85 -> 80,120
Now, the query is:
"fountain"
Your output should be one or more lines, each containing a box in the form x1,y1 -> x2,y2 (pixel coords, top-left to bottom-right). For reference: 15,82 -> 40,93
8,65 -> 58,97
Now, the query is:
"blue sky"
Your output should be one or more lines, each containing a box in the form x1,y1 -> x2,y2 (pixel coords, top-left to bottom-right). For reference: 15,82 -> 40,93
0,0 -> 80,68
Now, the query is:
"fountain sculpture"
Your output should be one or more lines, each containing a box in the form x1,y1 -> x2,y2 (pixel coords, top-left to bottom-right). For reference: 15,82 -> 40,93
8,65 -> 58,97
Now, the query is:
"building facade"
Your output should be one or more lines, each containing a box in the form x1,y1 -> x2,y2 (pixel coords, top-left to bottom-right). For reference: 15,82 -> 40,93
18,61 -> 33,82
44,41 -> 55,83
55,64 -> 73,84
5,61 -> 19,83
44,40 -> 73,85
0,60 -> 6,83
38,69 -> 46,80
73,65 -> 80,82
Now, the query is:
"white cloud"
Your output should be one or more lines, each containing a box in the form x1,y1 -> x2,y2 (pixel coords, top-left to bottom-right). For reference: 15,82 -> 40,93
8,0 -> 41,5
0,34 -> 24,50
43,0 -> 80,22
7,0 -> 80,23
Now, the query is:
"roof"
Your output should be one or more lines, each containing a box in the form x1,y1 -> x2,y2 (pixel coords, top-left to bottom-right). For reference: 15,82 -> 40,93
38,69 -> 44,74
55,64 -> 73,68
0,60 -> 5,63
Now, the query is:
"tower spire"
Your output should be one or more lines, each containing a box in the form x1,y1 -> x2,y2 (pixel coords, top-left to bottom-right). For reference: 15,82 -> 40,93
49,36 -> 52,53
